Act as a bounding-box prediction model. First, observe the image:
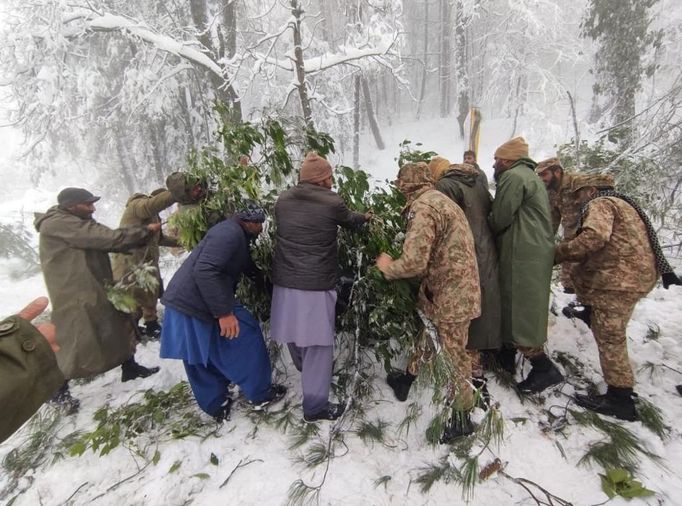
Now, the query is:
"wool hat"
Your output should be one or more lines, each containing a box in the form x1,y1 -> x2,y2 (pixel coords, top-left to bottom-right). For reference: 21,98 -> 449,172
428,156 -> 452,181
299,152 -> 333,184
535,157 -> 563,174
236,199 -> 266,223
494,137 -> 529,161
57,187 -> 100,208
569,173 -> 615,193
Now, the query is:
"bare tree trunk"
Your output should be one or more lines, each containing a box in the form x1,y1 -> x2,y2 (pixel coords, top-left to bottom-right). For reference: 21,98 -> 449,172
361,76 -> 385,150
188,0 -> 242,123
416,0 -> 429,119
454,0 -> 469,138
151,122 -> 166,184
114,132 -> 137,195
353,74 -> 361,168
567,90 -> 580,168
290,0 -> 314,127
438,0 -> 452,118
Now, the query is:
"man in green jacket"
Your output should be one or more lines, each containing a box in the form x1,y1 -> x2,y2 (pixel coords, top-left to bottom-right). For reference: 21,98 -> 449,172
112,187 -> 180,338
489,137 -> 563,393
35,188 -> 161,407
1,297 -> 64,443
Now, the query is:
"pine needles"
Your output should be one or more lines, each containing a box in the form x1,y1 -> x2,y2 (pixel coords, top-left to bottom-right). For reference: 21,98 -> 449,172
354,419 -> 390,446
635,397 -> 670,440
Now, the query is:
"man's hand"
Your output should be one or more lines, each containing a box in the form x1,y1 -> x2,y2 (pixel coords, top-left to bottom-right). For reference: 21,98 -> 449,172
17,297 -> 59,353
147,222 -> 162,233
375,253 -> 394,274
218,314 -> 239,339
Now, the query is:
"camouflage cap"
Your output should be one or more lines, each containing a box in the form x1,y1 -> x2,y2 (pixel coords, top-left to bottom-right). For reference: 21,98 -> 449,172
535,157 -> 562,174
396,162 -> 433,185
569,173 -> 615,193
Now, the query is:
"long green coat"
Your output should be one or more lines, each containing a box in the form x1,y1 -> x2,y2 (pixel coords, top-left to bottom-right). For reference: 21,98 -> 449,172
489,159 -> 554,349
112,190 -> 178,308
436,165 -> 501,350
0,315 -> 64,443
34,206 -> 151,379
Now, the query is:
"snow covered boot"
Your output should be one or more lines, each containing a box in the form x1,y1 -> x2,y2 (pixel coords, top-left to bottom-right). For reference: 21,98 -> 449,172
304,402 -> 345,423
213,398 -> 233,423
439,411 -> 474,444
516,354 -> 564,393
143,319 -> 162,339
472,376 -> 491,410
121,356 -> 160,382
574,386 -> 638,422
251,383 -> 287,410
562,303 -> 592,327
493,346 -> 517,375
49,381 -> 80,414
387,370 -> 416,402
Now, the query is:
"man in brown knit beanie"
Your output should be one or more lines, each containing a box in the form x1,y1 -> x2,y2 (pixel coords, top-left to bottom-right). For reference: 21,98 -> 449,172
270,152 -> 371,422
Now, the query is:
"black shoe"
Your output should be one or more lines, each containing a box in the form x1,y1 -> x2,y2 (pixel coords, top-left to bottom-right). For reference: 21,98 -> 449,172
121,357 -> 160,382
251,383 -> 287,410
213,398 -> 233,423
574,386 -> 638,422
439,411 -> 474,444
144,320 -> 162,339
472,376 -> 491,410
563,286 -> 576,294
304,402 -> 345,423
562,303 -> 592,327
676,385 -> 682,396
517,355 -> 564,393
493,347 -> 517,374
387,370 -> 416,402
49,381 -> 80,414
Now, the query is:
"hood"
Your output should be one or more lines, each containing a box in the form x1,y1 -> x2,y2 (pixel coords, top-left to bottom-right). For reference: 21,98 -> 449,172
125,193 -> 147,206
34,205 -> 61,232
441,163 -> 479,187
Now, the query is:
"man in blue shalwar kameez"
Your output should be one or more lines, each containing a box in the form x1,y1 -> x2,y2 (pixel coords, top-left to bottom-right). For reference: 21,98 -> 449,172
160,202 -> 285,421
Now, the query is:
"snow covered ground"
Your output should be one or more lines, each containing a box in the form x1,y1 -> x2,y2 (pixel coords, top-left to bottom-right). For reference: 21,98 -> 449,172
1,116 -> 681,505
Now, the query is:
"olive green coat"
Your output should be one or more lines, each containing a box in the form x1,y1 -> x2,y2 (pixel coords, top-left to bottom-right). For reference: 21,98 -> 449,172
436,165 -> 501,350
489,159 -> 554,348
112,190 -> 178,307
34,206 -> 151,379
0,315 -> 64,443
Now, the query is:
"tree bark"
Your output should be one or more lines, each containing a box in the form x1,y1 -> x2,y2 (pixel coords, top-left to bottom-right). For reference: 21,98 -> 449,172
454,0 -> 469,138
439,0 -> 452,118
416,0 -> 429,119
290,0 -> 314,127
361,76 -> 385,150
353,74 -> 361,168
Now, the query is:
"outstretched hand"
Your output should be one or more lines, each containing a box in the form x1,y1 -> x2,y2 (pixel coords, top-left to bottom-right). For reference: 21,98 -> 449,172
16,297 -> 59,353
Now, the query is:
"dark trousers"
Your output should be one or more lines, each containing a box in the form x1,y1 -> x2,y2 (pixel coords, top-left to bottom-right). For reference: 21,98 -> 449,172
287,343 -> 333,416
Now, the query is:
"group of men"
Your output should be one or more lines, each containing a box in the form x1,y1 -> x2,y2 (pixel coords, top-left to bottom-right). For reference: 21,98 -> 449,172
2,138 -> 680,445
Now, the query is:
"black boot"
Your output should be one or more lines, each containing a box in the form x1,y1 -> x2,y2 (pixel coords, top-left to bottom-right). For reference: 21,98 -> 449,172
49,381 -> 80,414
440,411 -> 474,444
472,376 -> 491,410
213,398 -> 233,423
562,303 -> 592,327
574,386 -> 638,421
143,319 -> 162,339
304,402 -> 345,423
516,354 -> 564,393
121,356 -> 160,382
387,370 -> 416,401
251,383 -> 287,410
493,347 -> 517,375
676,385 -> 682,396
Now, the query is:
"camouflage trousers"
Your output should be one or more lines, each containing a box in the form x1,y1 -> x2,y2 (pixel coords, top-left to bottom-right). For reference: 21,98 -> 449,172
407,320 -> 474,410
581,290 -> 641,388
560,262 -> 576,291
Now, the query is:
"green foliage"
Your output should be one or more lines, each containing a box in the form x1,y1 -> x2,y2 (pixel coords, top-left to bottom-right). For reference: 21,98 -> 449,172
354,419 -> 390,446
105,261 -> 160,313
68,382 -> 217,460
396,139 -> 438,167
600,467 -> 655,500
636,397 -> 670,440
373,475 -> 392,490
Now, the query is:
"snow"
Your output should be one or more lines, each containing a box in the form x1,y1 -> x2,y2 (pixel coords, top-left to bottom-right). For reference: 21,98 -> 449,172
1,115 -> 681,505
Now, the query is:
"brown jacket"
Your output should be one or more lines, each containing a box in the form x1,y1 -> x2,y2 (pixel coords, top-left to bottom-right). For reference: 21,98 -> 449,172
272,182 -> 367,291
384,188 -> 481,325
556,196 -> 657,297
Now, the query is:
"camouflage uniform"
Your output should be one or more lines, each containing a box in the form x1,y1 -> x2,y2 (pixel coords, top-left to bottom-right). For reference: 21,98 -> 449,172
383,163 -> 481,409
555,177 -> 657,388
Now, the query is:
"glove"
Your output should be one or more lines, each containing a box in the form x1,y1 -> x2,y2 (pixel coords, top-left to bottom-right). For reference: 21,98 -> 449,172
662,271 -> 682,289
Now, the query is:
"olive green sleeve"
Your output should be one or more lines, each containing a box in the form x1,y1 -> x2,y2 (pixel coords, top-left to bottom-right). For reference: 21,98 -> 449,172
0,316 -> 65,444
129,191 -> 176,220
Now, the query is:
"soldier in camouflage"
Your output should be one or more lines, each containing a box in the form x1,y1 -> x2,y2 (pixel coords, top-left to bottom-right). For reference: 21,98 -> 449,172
535,158 -> 581,296
555,174 -> 657,421
376,162 -> 481,442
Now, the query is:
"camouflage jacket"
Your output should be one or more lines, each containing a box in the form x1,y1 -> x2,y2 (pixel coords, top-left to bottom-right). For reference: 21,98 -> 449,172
549,173 -> 581,238
383,188 -> 481,324
555,196 -> 657,295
